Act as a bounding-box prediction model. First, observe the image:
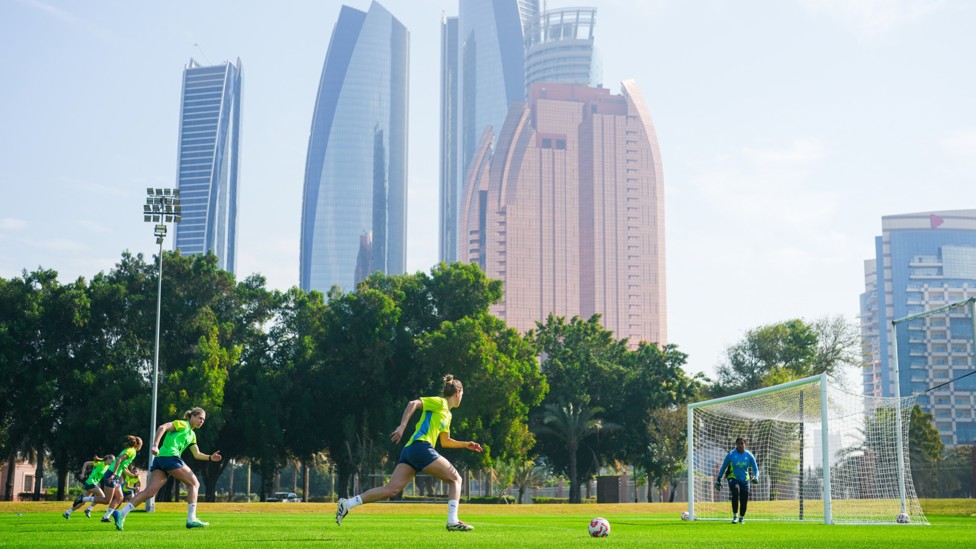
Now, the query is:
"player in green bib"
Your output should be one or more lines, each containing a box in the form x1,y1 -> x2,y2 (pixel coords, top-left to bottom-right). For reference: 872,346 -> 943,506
63,453 -> 115,519
90,435 -> 142,522
112,407 -> 222,531
121,466 -> 142,502
336,374 -> 483,531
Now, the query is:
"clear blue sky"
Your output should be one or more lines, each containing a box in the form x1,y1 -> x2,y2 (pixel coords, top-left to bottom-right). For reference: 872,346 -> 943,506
2,0 -> 974,380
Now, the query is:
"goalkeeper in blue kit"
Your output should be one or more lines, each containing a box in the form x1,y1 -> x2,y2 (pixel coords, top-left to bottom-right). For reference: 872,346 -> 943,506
714,437 -> 759,524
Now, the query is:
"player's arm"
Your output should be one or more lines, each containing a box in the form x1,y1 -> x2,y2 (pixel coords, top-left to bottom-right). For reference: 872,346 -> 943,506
438,431 -> 483,452
150,422 -> 176,456
390,399 -> 422,444
714,455 -> 731,488
749,453 -> 759,482
188,443 -> 222,462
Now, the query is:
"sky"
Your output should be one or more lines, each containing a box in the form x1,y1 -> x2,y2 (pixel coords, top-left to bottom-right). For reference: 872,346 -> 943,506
2,0 -> 975,381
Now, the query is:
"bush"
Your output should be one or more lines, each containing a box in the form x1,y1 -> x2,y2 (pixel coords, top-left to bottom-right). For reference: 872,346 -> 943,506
308,496 -> 335,503
531,496 -> 597,504
465,495 -> 515,504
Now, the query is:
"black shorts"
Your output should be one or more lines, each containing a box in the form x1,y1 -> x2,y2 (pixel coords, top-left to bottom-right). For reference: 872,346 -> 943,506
101,472 -> 120,488
727,478 -> 750,493
396,441 -> 441,472
151,456 -> 187,472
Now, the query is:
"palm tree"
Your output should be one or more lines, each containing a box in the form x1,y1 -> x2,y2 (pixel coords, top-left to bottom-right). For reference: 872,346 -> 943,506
534,402 -> 618,503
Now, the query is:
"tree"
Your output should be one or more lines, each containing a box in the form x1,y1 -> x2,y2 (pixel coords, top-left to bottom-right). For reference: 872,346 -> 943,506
644,405 -> 687,503
908,404 -> 944,498
534,402 -> 618,503
714,317 -> 860,396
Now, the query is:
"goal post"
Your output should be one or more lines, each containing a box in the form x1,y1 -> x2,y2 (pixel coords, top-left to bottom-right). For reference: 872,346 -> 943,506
687,373 -> 927,525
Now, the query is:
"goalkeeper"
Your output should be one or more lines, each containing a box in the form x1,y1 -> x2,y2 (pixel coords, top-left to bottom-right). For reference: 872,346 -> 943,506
714,437 -> 759,524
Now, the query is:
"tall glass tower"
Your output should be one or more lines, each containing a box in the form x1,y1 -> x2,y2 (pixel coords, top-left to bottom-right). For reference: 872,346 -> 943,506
173,58 -> 242,273
300,1 -> 408,293
438,0 -> 538,264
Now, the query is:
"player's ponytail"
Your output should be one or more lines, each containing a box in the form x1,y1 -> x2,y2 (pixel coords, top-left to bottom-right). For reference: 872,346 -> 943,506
441,374 -> 463,397
184,407 -> 206,420
123,435 -> 142,448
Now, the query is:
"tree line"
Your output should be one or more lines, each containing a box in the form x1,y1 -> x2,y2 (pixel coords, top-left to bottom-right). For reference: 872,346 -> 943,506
3,251 -> 961,502
0,252 -> 705,503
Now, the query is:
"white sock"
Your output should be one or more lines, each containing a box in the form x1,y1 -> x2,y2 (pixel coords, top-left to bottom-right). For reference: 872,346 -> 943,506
119,502 -> 134,518
346,495 -> 363,509
102,509 -> 114,520
82,496 -> 94,503
448,499 -> 459,524
187,503 -> 197,521
65,508 -> 73,515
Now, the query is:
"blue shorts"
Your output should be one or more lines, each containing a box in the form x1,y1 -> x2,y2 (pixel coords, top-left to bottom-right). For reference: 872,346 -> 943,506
101,473 -> 120,488
83,482 -> 97,491
151,456 -> 187,472
123,489 -> 134,497
397,441 -> 441,472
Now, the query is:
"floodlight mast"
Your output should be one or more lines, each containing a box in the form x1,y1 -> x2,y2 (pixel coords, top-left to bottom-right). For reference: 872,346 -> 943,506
142,187 -> 181,512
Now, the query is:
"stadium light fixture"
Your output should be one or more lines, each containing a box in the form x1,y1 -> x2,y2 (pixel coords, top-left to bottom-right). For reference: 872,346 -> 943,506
142,186 -> 181,513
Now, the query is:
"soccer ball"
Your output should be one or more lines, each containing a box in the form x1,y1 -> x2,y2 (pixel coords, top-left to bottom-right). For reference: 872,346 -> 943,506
588,517 -> 610,537
896,513 -> 910,524
681,511 -> 690,521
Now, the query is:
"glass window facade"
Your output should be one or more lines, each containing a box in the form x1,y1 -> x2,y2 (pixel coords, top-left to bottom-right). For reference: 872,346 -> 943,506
300,2 -> 408,293
173,59 -> 242,274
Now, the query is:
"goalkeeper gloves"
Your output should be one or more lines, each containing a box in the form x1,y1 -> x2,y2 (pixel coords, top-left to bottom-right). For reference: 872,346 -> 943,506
750,477 -> 758,484
713,481 -> 722,490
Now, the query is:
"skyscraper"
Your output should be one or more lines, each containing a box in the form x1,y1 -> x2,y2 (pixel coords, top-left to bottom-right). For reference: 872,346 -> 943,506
460,82 -> 666,346
300,1 -> 408,293
860,210 -> 976,446
439,0 -> 539,264
523,7 -> 600,91
173,58 -> 242,273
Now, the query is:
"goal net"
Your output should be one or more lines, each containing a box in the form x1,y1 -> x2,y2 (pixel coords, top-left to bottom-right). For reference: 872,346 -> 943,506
687,373 -> 927,524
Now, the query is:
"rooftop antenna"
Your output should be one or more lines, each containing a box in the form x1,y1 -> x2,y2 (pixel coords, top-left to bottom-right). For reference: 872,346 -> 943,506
193,43 -> 213,66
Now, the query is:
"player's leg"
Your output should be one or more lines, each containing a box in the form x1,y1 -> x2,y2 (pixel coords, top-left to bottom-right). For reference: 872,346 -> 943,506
113,468 -> 169,530
728,480 -> 740,522
423,457 -> 471,531
739,484 -> 750,523
168,465 -> 207,528
336,463 -> 416,526
102,485 -> 122,522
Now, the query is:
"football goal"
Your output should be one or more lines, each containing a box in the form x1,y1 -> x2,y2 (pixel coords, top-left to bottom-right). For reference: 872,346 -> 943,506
686,373 -> 927,524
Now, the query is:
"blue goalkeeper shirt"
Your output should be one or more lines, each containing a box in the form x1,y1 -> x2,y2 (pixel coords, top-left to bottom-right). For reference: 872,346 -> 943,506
718,449 -> 759,482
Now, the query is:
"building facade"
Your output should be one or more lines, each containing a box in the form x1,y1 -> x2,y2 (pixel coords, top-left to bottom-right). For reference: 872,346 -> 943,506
173,58 -> 242,273
860,210 -> 976,446
439,0 -> 539,264
460,82 -> 666,347
300,1 -> 408,292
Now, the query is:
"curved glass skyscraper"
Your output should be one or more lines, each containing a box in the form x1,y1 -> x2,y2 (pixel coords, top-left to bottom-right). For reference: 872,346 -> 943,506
438,0 -> 538,263
173,58 -> 242,273
301,1 -> 408,292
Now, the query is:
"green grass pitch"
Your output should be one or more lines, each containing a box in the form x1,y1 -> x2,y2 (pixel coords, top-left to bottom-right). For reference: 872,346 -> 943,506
2,500 -> 974,547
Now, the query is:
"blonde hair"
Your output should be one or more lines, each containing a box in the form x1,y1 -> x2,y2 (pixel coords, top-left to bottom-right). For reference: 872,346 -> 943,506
123,435 -> 142,448
441,374 -> 463,397
184,407 -> 206,420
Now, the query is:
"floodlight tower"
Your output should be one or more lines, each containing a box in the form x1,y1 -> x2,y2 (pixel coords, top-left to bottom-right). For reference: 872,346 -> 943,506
142,187 -> 181,512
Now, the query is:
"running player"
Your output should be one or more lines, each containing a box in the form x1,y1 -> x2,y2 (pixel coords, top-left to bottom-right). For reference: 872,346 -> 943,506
93,435 -> 142,522
112,407 -> 221,530
335,374 -> 483,531
714,437 -> 759,524
62,453 -> 115,519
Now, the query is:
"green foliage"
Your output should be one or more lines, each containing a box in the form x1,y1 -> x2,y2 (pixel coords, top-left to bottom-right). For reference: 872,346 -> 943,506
713,316 -> 860,396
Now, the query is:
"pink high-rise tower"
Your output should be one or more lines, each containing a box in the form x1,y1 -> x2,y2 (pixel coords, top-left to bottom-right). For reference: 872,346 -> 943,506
460,81 -> 666,346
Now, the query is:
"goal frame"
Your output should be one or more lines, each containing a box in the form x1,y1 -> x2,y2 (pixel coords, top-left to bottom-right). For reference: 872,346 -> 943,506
687,373 -> 843,523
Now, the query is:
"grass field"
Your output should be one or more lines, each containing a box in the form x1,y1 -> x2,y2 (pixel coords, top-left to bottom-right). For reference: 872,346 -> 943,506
2,500 -> 974,547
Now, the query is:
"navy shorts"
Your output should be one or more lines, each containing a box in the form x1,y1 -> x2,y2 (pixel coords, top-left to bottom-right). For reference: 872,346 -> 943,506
151,456 -> 187,472
728,478 -> 750,494
123,489 -> 134,497
101,473 -> 120,488
397,441 -> 441,472
83,482 -> 97,491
